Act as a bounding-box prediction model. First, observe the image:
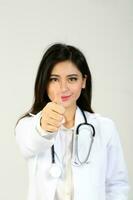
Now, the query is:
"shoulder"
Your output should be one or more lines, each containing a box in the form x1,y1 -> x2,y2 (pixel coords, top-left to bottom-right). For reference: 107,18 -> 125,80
16,111 -> 42,130
84,111 -> 119,142
85,111 -> 115,126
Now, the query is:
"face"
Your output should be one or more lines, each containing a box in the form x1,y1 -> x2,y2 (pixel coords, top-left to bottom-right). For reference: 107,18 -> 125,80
47,61 -> 87,109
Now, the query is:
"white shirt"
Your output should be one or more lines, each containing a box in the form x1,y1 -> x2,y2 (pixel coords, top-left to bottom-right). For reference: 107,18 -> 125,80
54,126 -> 74,200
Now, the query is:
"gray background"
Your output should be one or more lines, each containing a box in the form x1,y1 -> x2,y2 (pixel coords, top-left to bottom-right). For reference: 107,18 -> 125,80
0,0 -> 132,199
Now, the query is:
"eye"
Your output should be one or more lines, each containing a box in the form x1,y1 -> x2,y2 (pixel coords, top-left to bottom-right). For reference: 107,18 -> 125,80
49,77 -> 58,82
68,77 -> 78,82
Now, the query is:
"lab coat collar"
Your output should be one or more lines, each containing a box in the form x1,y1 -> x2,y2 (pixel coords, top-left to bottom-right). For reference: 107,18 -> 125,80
74,106 -> 99,129
74,106 -> 86,127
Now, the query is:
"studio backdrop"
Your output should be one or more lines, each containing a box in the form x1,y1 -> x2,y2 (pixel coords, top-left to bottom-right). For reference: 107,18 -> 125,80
0,0 -> 132,199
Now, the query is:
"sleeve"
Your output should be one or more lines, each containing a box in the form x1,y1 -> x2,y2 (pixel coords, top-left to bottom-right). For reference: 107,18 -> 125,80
15,112 -> 57,159
105,119 -> 129,200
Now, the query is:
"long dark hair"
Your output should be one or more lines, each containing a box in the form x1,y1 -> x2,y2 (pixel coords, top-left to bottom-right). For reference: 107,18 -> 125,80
20,43 -> 94,120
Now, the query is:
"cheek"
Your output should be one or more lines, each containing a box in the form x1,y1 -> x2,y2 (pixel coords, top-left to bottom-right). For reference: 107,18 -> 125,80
46,85 -> 55,101
72,84 -> 83,98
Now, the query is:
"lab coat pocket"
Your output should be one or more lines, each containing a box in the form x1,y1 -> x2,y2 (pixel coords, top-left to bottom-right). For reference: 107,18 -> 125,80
72,163 -> 106,200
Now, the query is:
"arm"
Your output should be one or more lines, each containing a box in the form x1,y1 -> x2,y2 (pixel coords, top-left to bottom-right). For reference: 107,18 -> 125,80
15,112 -> 57,159
105,120 -> 129,200
15,98 -> 65,159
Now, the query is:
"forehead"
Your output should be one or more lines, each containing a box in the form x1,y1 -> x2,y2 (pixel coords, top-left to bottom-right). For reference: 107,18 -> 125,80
51,61 -> 81,75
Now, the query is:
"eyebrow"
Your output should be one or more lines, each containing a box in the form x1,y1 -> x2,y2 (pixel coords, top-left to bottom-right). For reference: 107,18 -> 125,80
50,74 -> 79,77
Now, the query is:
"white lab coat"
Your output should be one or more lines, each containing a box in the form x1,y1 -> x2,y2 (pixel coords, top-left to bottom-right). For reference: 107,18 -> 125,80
15,107 -> 129,200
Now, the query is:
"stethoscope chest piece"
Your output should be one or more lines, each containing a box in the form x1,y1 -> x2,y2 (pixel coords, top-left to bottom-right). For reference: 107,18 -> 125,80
49,163 -> 62,178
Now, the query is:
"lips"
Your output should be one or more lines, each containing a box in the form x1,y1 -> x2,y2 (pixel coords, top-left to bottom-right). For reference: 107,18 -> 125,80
61,95 -> 72,101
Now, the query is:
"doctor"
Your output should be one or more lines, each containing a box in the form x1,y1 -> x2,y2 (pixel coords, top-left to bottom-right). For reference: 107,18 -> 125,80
15,43 -> 129,200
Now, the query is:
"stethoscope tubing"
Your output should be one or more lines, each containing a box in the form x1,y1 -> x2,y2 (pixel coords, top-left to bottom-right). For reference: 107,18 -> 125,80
50,109 -> 95,177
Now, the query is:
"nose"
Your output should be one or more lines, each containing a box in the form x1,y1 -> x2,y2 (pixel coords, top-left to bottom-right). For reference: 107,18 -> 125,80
59,80 -> 69,92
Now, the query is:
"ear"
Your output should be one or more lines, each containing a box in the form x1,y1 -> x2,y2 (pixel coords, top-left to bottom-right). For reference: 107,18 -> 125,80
82,75 -> 87,89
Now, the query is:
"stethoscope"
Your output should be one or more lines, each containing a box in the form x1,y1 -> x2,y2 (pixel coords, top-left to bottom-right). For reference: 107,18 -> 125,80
49,109 -> 95,178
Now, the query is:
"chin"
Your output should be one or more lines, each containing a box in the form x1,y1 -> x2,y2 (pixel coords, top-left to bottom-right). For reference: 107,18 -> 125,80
62,101 -> 76,109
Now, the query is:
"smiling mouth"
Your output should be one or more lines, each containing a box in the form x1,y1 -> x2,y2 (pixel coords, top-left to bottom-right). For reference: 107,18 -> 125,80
61,95 -> 72,101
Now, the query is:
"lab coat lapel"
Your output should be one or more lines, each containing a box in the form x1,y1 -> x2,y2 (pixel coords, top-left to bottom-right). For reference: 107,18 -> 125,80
75,107 -> 85,127
72,108 -> 100,163
71,107 -> 86,164
53,130 -> 63,163
72,108 -> 101,200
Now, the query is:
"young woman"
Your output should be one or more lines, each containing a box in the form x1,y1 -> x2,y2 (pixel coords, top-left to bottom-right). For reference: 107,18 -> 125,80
15,43 -> 129,200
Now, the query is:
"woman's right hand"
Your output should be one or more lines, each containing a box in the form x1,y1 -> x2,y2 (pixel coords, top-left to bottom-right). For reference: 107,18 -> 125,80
40,96 -> 65,133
